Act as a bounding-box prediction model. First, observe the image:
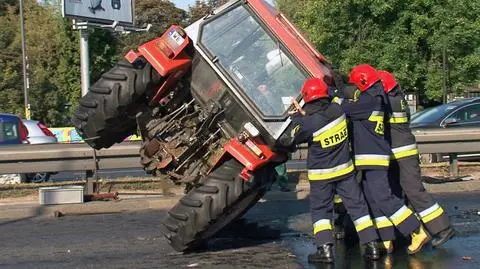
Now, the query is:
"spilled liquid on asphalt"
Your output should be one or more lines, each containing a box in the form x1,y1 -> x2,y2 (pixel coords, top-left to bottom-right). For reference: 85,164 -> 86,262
286,234 -> 480,269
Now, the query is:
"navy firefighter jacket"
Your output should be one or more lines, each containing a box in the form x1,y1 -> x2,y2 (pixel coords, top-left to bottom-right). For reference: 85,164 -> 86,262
340,82 -> 391,170
385,86 -> 418,161
290,100 -> 354,182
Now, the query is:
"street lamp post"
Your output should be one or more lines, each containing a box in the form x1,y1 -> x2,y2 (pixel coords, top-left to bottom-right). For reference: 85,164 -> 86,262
19,0 -> 30,119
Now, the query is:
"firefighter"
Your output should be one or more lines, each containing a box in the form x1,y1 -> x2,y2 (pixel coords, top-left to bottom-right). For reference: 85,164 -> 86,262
289,77 -> 380,263
336,64 -> 430,255
378,70 -> 455,247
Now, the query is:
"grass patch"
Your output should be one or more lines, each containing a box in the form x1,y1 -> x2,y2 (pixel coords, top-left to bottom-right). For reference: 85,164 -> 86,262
0,189 -> 36,199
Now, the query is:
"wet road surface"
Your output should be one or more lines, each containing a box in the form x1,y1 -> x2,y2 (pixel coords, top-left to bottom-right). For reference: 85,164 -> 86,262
0,191 -> 478,268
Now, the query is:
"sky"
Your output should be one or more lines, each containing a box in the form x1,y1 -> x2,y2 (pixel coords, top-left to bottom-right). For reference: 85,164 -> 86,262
171,0 -> 276,11
171,0 -> 197,10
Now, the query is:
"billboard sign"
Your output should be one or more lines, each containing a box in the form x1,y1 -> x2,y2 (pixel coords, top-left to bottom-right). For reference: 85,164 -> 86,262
63,0 -> 134,25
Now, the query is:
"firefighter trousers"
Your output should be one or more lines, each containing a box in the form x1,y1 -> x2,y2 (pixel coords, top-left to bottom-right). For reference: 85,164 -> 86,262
361,169 -> 421,241
310,174 -> 378,247
388,156 -> 451,235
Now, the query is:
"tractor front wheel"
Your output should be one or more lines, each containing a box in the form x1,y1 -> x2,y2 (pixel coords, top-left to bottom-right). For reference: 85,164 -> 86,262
162,159 -> 275,252
72,59 -> 163,149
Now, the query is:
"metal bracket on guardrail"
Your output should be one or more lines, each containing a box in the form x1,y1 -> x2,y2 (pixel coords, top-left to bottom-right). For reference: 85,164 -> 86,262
449,153 -> 459,177
85,149 -> 100,195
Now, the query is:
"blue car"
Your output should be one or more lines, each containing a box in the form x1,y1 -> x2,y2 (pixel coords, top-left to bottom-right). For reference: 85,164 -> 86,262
0,113 -> 29,145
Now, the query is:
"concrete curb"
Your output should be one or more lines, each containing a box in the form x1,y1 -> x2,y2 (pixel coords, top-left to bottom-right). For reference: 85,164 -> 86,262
0,196 -> 180,221
1,179 -> 480,221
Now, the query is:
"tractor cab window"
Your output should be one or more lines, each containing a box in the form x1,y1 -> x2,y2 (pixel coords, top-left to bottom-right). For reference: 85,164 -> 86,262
200,5 -> 307,117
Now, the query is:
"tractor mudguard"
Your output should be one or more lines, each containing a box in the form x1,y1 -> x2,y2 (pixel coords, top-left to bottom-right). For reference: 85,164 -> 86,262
211,137 -> 286,181
125,25 -> 192,106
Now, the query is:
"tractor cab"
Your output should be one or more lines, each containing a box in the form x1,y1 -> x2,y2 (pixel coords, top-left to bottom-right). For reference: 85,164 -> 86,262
183,0 -> 333,146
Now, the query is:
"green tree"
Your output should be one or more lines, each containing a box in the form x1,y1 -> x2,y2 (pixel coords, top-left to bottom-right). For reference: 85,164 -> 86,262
188,0 -> 228,23
277,0 -> 480,104
0,3 -> 24,116
118,0 -> 187,55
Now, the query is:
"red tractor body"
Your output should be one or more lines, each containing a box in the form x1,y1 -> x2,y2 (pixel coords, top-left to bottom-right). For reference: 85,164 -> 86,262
73,0 -> 336,251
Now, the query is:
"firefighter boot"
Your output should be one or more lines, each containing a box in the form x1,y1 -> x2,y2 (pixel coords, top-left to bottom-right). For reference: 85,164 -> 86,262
308,243 -> 334,264
431,226 -> 455,247
407,225 -> 430,254
364,241 -> 381,260
379,240 -> 393,254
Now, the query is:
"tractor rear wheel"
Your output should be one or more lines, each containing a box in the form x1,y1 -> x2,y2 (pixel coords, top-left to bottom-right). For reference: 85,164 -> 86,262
162,159 -> 275,252
72,59 -> 163,149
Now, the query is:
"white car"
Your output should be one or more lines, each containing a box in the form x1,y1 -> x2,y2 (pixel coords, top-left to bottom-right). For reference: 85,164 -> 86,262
21,119 -> 58,182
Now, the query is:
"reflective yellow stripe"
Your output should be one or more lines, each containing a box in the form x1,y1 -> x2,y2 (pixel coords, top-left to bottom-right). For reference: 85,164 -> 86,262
308,161 -> 355,180
313,219 -> 332,234
422,207 -> 444,223
332,96 -> 343,105
389,112 -> 408,123
390,205 -> 414,226
391,144 -> 418,159
354,154 -> 390,167
355,159 -> 390,167
312,115 -> 348,148
393,149 -> 418,159
374,216 -> 394,229
368,111 -> 384,135
354,215 -> 374,232
389,117 -> 408,123
334,195 -> 343,204
368,111 -> 384,121
313,115 -> 346,136
419,203 -> 445,223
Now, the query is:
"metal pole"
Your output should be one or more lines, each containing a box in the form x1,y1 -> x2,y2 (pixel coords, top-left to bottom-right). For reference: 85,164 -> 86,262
442,45 -> 447,104
449,153 -> 458,178
19,0 -> 30,119
80,29 -> 90,97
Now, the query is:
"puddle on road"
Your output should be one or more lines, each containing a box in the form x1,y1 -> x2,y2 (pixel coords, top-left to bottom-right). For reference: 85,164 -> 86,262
286,235 -> 480,269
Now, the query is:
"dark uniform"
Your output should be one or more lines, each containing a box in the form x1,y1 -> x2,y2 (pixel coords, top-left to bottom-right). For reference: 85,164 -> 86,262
385,86 -> 451,236
339,82 -> 421,241
290,99 -> 378,247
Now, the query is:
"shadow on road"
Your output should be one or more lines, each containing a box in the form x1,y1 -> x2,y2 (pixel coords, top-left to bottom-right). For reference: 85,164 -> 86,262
0,204 -> 49,227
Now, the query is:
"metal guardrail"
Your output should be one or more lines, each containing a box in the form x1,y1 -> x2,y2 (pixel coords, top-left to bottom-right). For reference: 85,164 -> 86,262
0,142 -> 142,174
0,127 -> 479,178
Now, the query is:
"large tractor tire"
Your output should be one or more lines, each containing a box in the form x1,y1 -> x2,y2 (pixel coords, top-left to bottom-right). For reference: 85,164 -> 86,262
72,60 -> 163,149
163,159 -> 275,252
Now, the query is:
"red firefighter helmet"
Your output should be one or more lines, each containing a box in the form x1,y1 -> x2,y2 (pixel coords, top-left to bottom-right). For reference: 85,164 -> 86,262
349,64 -> 381,92
301,77 -> 328,103
377,70 -> 398,93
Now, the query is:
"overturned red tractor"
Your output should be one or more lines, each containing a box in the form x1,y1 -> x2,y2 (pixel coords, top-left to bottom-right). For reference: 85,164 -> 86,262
73,0 -> 338,251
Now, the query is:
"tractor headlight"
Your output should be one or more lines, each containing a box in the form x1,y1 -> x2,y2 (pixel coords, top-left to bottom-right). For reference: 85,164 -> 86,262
244,122 -> 259,137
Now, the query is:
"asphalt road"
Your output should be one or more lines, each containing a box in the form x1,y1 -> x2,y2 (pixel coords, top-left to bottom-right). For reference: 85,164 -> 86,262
0,192 -> 479,269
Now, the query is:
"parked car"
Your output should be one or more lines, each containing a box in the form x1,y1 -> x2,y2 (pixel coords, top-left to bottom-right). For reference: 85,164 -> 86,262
21,119 -> 58,182
21,119 -> 57,144
0,113 -> 29,184
0,113 -> 29,145
410,98 -> 480,129
410,98 -> 480,163
1,114 -> 58,183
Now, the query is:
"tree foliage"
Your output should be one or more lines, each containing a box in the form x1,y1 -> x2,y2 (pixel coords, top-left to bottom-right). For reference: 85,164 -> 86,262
3,0 -> 476,125
276,0 -> 480,104
0,0 -> 187,126
118,0 -> 187,55
188,0 -> 228,22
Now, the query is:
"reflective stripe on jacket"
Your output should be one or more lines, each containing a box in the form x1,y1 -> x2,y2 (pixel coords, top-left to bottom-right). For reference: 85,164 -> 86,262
385,87 -> 418,160
290,100 -> 354,181
340,82 -> 391,170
